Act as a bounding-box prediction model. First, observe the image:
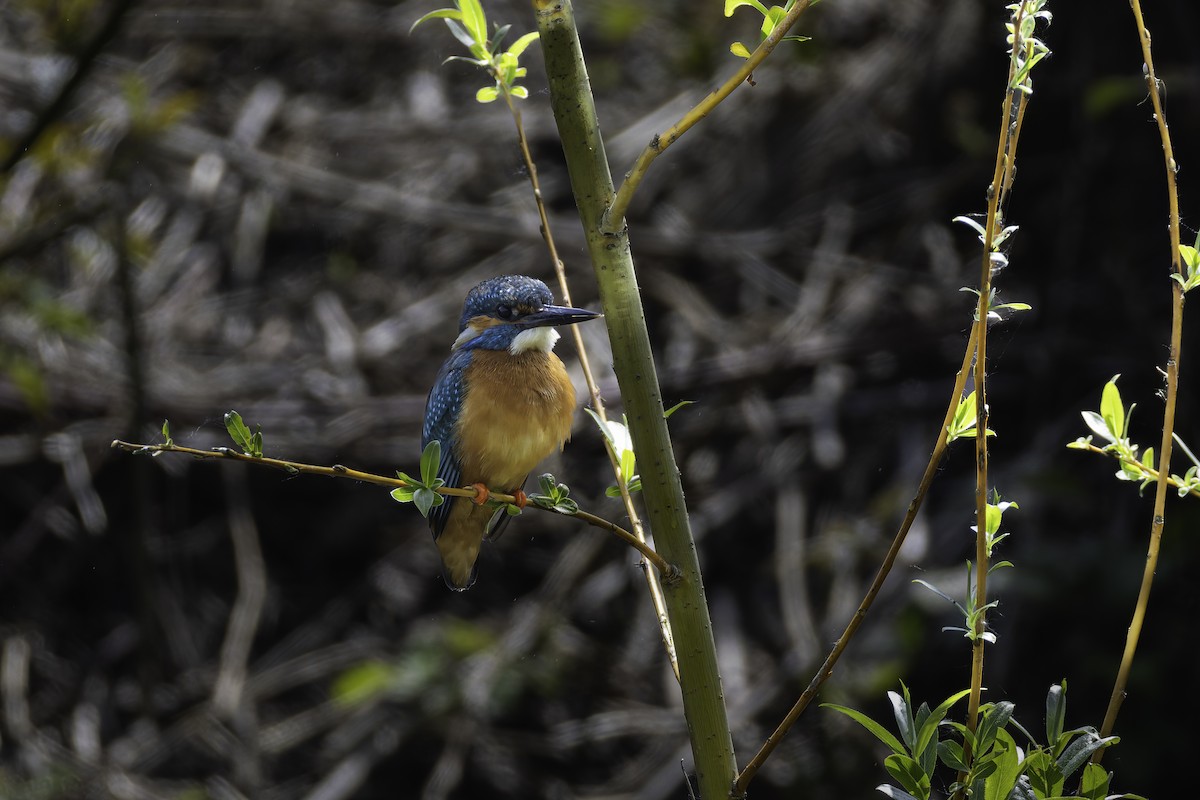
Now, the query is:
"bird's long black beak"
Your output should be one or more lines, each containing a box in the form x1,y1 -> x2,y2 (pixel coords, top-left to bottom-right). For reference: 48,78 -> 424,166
517,304 -> 602,329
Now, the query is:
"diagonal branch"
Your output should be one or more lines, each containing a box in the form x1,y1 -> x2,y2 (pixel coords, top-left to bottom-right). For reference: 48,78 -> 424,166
604,0 -> 816,232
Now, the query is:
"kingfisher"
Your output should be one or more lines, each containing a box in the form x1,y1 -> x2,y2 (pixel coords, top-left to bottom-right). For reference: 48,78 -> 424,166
422,275 -> 602,590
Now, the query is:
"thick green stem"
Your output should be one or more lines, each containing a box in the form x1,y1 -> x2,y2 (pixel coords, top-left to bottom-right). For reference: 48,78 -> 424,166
532,2 -> 737,796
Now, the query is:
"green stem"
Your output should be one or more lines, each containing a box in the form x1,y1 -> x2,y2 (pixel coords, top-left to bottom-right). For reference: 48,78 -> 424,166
500,86 -> 681,683
605,0 -> 816,232
532,2 -> 737,796
1096,0 -> 1185,754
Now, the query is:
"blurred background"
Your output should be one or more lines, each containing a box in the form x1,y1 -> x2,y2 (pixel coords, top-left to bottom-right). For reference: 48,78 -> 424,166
2,1 -> 1198,798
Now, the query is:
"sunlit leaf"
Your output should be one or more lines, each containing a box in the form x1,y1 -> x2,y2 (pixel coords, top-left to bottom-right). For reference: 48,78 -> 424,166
724,0 -> 770,17
1100,376 -> 1125,440
409,8 -> 462,34
730,41 -> 753,58
821,703 -> 907,756
507,31 -> 540,58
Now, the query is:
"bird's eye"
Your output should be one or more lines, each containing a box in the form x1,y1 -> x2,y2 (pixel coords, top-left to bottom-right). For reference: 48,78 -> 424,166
496,304 -> 513,320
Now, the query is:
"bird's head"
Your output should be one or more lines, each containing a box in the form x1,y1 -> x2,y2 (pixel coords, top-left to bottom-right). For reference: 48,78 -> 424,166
453,275 -> 602,355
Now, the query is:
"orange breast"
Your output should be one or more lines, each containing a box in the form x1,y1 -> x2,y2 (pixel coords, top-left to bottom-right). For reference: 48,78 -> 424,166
455,349 -> 578,491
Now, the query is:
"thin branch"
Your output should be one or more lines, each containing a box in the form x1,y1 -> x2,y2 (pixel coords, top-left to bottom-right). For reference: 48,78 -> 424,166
958,10 -> 1036,791
109,438 -> 680,581
733,325 -> 980,797
604,0 -> 816,233
1072,443 -> 1199,499
501,87 -> 680,681
1096,0 -> 1186,753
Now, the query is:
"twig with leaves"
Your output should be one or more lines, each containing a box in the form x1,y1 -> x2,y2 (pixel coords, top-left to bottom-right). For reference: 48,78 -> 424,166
112,415 -> 680,582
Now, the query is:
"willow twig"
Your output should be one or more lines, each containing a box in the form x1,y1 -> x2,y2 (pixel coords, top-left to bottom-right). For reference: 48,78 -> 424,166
604,0 -> 816,233
109,438 -> 679,581
1095,0 -> 1187,756
734,325 -> 981,796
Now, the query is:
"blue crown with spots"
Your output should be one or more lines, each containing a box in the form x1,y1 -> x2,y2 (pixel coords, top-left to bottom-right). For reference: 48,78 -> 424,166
459,275 -> 554,331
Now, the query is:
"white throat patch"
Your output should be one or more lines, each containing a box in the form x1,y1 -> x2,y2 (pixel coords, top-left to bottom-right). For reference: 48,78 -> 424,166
509,326 -> 560,355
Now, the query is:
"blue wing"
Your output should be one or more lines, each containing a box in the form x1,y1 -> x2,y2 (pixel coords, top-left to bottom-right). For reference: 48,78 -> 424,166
422,348 -> 470,540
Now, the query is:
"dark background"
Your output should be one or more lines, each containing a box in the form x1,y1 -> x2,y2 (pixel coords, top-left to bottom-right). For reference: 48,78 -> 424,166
1,1 -> 1198,798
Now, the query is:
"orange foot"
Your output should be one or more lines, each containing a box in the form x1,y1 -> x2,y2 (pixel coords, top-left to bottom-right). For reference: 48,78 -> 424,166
512,489 -> 528,509
471,482 -> 490,505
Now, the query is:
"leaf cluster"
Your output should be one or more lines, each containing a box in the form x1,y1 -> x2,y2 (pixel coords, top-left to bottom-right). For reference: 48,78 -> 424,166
515,473 -> 575,516
586,402 -> 691,498
1006,1 -> 1053,93
723,0 -> 812,60
825,682 -> 1137,800
947,389 -> 996,443
224,410 -> 263,458
1172,236 -> 1200,294
1069,376 -> 1200,499
411,0 -> 539,104
392,440 -> 447,518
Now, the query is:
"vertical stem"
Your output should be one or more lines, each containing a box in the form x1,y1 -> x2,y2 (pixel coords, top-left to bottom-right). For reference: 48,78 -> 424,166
532,2 -> 737,796
1096,0 -> 1185,751
501,92 -> 679,681
956,10 -> 1035,792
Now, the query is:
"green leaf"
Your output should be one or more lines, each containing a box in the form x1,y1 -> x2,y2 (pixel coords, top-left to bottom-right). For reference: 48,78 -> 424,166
409,7 -> 462,34
1078,762 -> 1110,800
492,23 -> 511,49
938,739 -> 968,771
1100,376 -> 1125,440
421,441 -> 442,486
1045,681 -> 1066,749
413,487 -> 443,518
510,86 -> 529,100
476,86 -> 499,103
1080,411 -> 1113,443
914,688 -> 971,761
821,703 -> 907,756
724,0 -> 770,17
889,687 -> 917,753
224,410 -> 262,456
445,19 -> 477,50
729,41 -> 753,58
983,729 -> 1021,800
762,5 -> 787,36
883,753 -> 931,800
507,30 -> 540,58
390,486 -> 416,503
457,0 -> 487,45
619,448 -> 636,487
1056,731 -> 1117,779
663,399 -> 694,419
975,701 -> 1014,757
